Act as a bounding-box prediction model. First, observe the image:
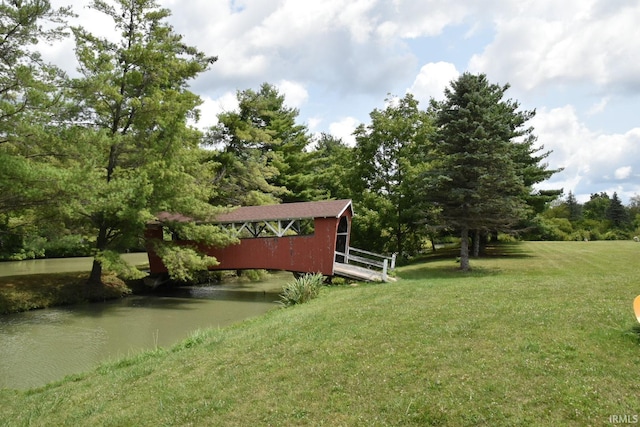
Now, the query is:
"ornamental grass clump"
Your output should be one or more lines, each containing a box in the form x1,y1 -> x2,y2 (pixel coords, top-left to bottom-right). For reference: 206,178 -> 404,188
279,273 -> 324,307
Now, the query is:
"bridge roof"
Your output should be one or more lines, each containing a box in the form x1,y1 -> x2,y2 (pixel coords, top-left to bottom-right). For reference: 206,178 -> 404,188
215,199 -> 353,223
153,199 -> 353,225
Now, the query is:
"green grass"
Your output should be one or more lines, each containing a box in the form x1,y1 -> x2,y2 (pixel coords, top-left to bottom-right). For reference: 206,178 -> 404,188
1,241 -> 640,426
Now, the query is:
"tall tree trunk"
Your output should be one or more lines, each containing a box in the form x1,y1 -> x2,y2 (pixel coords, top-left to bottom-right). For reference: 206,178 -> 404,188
88,258 -> 103,286
480,232 -> 489,255
460,227 -> 470,271
473,229 -> 480,257
396,222 -> 403,258
88,223 -> 108,285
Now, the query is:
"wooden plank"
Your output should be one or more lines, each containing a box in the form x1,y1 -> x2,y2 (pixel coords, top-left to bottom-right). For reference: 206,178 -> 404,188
347,254 -> 385,269
333,262 -> 396,282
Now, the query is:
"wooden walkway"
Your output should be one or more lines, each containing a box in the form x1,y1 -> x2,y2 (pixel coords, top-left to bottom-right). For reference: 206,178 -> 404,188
333,247 -> 397,282
333,262 -> 396,282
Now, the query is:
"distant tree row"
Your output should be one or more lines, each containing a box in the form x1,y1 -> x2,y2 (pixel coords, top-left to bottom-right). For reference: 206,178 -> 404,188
5,0 -> 626,280
539,191 -> 640,241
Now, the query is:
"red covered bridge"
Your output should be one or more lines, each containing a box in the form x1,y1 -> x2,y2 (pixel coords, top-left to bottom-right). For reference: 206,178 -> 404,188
145,199 -> 395,282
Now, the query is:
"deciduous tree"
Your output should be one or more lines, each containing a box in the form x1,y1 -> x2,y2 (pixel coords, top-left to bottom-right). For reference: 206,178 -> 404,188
352,94 -> 433,256
583,192 -> 610,222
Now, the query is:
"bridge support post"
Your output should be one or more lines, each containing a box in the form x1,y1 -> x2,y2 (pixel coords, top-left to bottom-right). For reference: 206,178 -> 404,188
382,259 -> 388,282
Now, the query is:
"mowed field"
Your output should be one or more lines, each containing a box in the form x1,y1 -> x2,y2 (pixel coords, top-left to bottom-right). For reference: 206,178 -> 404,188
1,241 -> 639,426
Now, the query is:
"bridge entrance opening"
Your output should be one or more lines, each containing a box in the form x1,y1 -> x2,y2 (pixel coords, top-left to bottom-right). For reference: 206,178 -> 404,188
335,216 -> 349,263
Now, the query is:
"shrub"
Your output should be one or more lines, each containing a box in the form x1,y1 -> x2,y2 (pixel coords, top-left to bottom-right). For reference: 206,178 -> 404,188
7,236 -> 46,260
528,216 -> 571,241
279,273 -> 324,307
241,269 -> 268,282
44,235 -> 92,257
188,270 -> 223,286
153,243 -> 219,282
602,229 -> 631,240
95,250 -> 147,280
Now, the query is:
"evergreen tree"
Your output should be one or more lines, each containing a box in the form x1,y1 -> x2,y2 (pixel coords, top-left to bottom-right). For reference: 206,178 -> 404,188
0,0 -> 71,148
203,147 -> 283,207
426,73 -> 533,271
566,191 -> 582,222
67,0 -> 234,285
0,0 -> 73,255
606,192 -> 628,229
209,83 -> 319,203
509,124 -> 563,217
307,133 -> 354,200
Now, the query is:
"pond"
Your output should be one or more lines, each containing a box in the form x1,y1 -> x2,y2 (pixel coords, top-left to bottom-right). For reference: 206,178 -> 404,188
0,256 -> 290,390
0,253 -> 150,277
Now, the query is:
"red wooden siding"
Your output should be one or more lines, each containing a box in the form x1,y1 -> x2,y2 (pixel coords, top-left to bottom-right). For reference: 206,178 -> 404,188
145,200 -> 353,277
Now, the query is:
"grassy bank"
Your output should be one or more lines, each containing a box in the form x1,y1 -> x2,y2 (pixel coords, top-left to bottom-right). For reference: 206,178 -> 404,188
1,241 -> 639,426
0,272 -> 132,314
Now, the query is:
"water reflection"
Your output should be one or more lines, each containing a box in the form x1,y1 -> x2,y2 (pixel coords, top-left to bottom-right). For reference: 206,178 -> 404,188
0,272 -> 289,390
0,253 -> 150,277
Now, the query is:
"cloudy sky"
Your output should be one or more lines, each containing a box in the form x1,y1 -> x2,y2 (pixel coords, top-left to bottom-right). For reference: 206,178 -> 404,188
45,0 -> 640,203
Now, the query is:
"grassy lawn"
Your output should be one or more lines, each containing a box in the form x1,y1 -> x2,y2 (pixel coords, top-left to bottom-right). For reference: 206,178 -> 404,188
1,241 -> 639,426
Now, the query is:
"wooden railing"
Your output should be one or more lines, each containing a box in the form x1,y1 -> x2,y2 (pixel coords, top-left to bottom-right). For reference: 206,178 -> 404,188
335,247 -> 396,282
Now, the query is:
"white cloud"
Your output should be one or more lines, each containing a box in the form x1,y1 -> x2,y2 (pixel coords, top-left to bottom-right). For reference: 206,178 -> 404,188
614,166 -> 632,180
192,92 -> 239,131
47,0 -> 474,102
160,0 -> 474,97
39,0 -> 640,204
307,117 -> 323,133
531,106 -> 640,202
408,62 -> 459,103
468,1 -> 640,95
329,117 -> 361,146
587,97 -> 610,116
276,80 -> 309,109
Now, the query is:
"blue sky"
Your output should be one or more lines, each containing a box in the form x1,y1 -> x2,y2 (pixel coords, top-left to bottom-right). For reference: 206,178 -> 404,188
47,0 -> 640,204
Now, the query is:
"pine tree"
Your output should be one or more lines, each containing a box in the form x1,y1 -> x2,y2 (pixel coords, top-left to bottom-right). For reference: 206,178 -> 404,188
66,0 -> 234,285
0,0 -> 73,215
426,73 -> 533,271
0,1 -> 75,257
308,133 -> 354,201
209,83 -> 318,203
566,191 -> 582,222
606,192 -> 629,229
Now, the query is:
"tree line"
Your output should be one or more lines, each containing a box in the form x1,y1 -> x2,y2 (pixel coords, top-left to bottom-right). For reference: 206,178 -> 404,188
539,191 -> 640,241
3,0 -> 630,283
